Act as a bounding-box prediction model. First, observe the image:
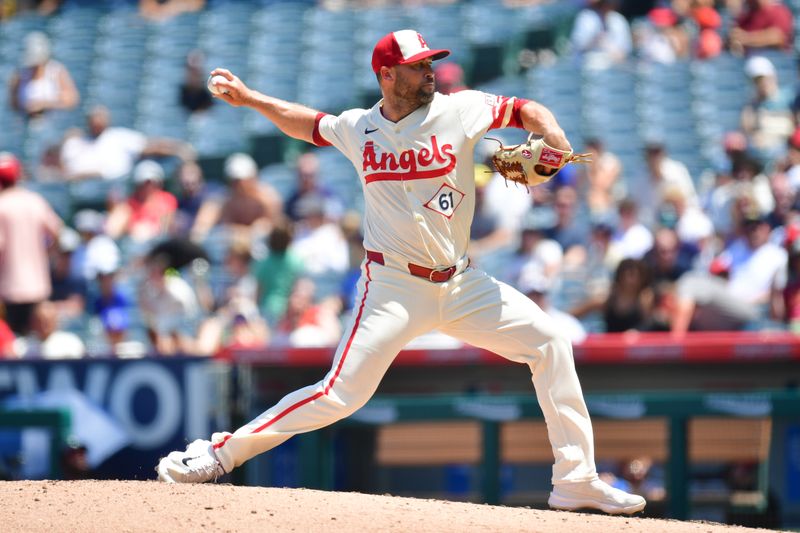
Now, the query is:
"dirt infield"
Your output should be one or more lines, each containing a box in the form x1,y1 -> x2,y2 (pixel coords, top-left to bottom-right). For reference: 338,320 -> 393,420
0,480 -> 777,532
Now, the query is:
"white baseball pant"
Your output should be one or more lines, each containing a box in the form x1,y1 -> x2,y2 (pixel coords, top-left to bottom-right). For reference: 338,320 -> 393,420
212,253 -> 598,485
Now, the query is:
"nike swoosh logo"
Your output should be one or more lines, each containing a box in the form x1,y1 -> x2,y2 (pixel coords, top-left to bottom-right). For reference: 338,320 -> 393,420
364,127 -> 379,134
182,456 -> 202,467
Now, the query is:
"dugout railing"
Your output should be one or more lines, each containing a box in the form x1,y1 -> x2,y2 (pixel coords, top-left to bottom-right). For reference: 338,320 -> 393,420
243,390 -> 799,521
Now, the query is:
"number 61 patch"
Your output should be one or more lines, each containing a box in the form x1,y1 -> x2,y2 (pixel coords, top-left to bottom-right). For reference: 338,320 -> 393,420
424,184 -> 465,219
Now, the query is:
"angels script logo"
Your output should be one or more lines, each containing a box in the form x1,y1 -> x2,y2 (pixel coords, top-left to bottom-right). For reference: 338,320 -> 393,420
362,135 -> 457,183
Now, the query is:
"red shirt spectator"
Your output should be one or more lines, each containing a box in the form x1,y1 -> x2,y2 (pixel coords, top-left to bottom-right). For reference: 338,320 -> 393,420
106,160 -> 178,243
0,318 -> 15,357
128,189 -> 178,234
273,278 -> 341,347
730,0 -> 794,54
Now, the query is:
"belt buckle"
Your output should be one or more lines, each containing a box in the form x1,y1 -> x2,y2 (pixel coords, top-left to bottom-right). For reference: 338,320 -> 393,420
429,266 -> 455,283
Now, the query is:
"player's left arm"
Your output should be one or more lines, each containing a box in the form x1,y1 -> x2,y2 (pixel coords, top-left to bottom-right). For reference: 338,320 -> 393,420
518,100 -> 571,152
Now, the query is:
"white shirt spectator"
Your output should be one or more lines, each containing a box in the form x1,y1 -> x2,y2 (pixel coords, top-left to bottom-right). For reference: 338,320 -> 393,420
547,307 -> 588,344
675,207 -> 714,245
750,173 -> 776,216
14,301 -> 85,359
612,224 -> 654,260
139,274 -> 200,335
505,237 -> 564,287
483,174 -> 532,233
16,61 -> 69,111
570,6 -> 632,68
638,29 -> 678,64
725,238 -> 787,303
658,158 -> 697,206
61,127 -> 147,180
71,235 -> 121,282
9,32 -> 79,119
70,210 -> 121,281
517,269 -> 587,344
707,178 -> 774,238
706,181 -> 738,237
16,330 -> 86,359
290,222 -> 349,276
638,155 -> 698,226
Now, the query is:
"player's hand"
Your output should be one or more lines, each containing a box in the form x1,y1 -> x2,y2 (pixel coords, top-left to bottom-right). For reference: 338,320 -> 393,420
209,68 -> 252,108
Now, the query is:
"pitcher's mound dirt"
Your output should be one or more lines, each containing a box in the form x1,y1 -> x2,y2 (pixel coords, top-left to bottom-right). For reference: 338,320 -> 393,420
0,480 -> 776,532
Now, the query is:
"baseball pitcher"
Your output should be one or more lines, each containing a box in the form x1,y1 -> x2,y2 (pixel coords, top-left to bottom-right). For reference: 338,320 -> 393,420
157,30 -> 645,515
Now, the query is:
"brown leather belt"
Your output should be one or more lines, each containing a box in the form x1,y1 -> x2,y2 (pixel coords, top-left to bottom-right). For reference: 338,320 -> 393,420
366,250 -> 462,283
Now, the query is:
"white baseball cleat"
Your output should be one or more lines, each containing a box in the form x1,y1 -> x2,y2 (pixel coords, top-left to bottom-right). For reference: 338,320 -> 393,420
548,478 -> 646,515
156,439 -> 227,483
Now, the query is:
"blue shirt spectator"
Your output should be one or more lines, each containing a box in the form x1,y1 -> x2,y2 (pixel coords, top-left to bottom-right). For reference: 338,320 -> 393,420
93,268 -> 132,350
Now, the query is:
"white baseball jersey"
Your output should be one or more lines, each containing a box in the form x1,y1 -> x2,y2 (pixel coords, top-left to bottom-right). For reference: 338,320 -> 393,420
208,89 -> 599,490
313,90 -> 526,268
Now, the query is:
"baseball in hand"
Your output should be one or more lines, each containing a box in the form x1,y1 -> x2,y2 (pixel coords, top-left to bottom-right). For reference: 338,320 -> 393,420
207,74 -> 229,95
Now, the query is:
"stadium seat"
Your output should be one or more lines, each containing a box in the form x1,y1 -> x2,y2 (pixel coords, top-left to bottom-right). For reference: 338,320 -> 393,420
24,181 -> 73,220
188,105 -> 247,156
259,162 -> 295,200
314,146 -> 360,210
0,112 -> 26,155
409,4 -> 469,62
463,1 -> 522,47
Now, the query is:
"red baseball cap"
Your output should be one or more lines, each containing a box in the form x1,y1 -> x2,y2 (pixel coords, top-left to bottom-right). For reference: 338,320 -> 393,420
693,6 -> 721,29
372,30 -> 450,74
0,152 -> 21,185
648,7 -> 678,27
709,254 -> 731,275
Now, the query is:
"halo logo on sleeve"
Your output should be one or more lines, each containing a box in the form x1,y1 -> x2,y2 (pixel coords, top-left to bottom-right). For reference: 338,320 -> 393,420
424,184 -> 465,219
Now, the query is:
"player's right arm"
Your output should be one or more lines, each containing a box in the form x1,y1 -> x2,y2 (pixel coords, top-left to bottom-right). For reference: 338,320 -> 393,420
209,68 -> 318,145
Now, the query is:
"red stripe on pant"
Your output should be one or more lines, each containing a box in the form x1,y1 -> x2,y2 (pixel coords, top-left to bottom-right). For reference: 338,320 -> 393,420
213,259 -> 374,450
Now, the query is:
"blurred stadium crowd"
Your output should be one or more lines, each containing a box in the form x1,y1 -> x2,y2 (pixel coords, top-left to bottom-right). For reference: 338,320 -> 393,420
1,0 -> 800,358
